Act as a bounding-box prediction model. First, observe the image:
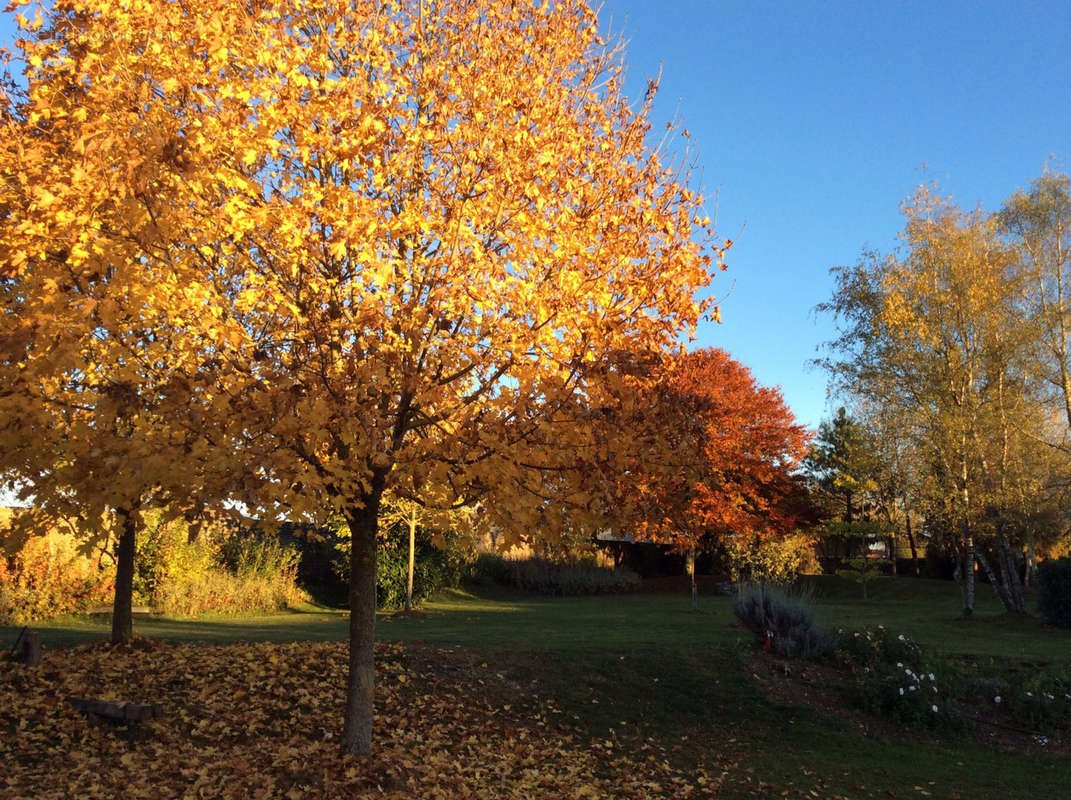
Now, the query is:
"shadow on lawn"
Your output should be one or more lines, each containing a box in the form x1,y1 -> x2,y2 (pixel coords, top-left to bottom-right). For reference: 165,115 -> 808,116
3,588 -> 744,654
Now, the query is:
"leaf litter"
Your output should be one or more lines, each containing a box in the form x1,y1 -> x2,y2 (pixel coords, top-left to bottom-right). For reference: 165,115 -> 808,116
1,639 -> 732,798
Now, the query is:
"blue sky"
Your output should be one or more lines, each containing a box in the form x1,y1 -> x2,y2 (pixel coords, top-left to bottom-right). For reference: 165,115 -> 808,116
1,1 -> 1067,432
600,0 -> 1070,429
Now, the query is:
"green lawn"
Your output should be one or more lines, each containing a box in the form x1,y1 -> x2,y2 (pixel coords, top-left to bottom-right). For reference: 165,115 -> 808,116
803,574 -> 1071,662
4,577 -> 1070,799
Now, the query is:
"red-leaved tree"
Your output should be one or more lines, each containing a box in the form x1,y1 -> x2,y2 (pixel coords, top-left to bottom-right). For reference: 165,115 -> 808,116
631,348 -> 813,600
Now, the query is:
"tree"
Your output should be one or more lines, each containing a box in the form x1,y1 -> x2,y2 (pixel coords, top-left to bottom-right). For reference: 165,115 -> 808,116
806,409 -> 878,525
854,396 -> 927,574
3,0 -> 721,753
805,405 -> 912,573
365,488 -> 472,613
998,171 -> 1071,439
818,185 -> 1034,614
630,348 -> 812,602
0,54 -> 244,643
998,169 -> 1071,444
995,168 -> 1071,585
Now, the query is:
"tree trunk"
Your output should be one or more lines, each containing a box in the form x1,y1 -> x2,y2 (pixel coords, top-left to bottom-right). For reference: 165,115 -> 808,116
975,549 -> 1013,612
686,546 -> 697,612
989,537 -> 1023,612
959,442 -> 974,616
964,534 -> 975,616
905,511 -> 919,575
341,482 -> 385,755
1024,533 -> 1037,588
111,507 -> 138,645
405,507 -> 417,613
998,535 -> 1026,613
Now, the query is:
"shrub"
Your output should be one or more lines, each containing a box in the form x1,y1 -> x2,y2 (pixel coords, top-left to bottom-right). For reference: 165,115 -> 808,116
836,626 -> 956,730
375,526 -> 475,609
0,530 -> 113,624
1008,670 -> 1071,733
0,510 -> 308,621
153,533 -> 306,616
219,532 -> 302,580
321,521 -> 477,609
153,567 -> 306,616
726,532 -> 818,585
134,510 -> 218,603
471,552 -> 512,586
835,557 -> 886,598
1037,556 -> 1071,628
475,555 -> 640,595
732,584 -> 835,659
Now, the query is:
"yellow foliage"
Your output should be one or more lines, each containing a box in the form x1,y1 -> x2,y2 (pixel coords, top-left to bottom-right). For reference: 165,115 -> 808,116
725,532 -> 819,584
1,0 -> 723,750
0,522 -> 114,624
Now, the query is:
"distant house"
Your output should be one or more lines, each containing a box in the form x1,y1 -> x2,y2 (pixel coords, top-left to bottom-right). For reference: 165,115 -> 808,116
594,530 -> 722,578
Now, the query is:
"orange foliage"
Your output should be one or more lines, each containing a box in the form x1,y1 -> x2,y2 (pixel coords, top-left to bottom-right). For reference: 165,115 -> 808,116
630,348 -> 813,552
0,524 -> 113,624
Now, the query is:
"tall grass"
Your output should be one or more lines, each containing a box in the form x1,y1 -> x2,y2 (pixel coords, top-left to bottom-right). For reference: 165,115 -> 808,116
153,568 -> 306,616
474,554 -> 640,595
155,534 -> 306,616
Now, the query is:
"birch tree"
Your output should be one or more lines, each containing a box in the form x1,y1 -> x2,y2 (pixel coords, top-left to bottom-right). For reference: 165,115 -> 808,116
819,186 -> 1030,614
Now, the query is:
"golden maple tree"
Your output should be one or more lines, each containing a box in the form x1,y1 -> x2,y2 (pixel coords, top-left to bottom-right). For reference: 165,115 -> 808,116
0,41 -> 245,645
2,0 -> 722,752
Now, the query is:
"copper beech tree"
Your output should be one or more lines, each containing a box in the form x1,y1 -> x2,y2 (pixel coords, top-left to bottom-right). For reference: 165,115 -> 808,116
627,348 -> 811,603
2,0 -> 723,753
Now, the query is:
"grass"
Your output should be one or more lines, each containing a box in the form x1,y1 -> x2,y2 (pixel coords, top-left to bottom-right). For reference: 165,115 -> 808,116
3,576 -> 1070,798
803,573 -> 1071,662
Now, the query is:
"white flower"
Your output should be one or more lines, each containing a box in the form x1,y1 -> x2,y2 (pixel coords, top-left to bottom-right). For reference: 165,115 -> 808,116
899,687 -> 904,696
994,696 -> 1002,704
931,704 -> 938,713
896,662 -> 903,668
863,666 -> 870,673
897,634 -> 905,641
928,673 -> 935,681
1026,691 -> 1033,697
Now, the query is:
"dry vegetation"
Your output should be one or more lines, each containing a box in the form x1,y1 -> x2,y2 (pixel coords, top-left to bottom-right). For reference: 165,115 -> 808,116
1,640 -> 728,799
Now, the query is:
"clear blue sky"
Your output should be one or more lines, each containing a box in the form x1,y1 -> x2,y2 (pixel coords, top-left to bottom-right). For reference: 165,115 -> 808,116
601,0 -> 1070,430
1,1 -> 1067,432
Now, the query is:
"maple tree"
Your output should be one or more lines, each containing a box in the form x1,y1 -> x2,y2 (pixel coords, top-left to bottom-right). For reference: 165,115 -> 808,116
2,0 -> 721,752
628,348 -> 811,601
0,65 -> 244,645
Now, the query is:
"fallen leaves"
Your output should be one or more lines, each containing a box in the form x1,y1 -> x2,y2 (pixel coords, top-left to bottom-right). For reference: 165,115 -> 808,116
1,640 -> 724,798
